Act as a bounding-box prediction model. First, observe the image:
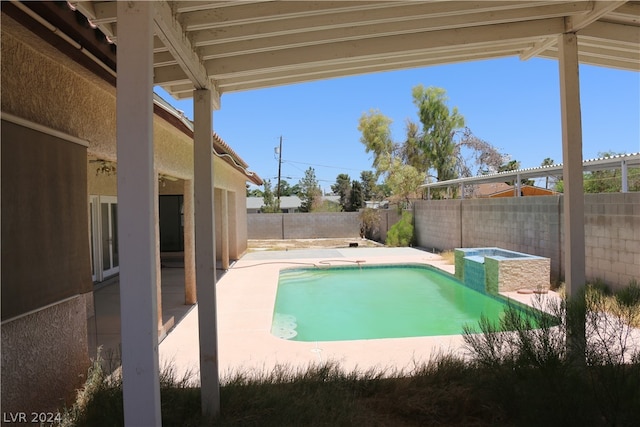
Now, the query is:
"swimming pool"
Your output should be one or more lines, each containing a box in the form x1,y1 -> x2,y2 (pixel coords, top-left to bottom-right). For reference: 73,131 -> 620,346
271,263 -> 538,342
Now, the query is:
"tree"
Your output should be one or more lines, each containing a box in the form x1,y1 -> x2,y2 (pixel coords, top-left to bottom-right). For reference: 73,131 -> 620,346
261,179 -> 279,213
401,119 -> 430,171
385,158 -> 426,209
277,179 -> 294,197
457,128 -> 505,177
358,111 -> 425,208
358,86 -> 504,202
331,173 -> 352,211
499,159 -> 534,186
582,152 -> 640,193
412,85 -> 465,183
298,167 -> 322,212
349,180 -> 364,211
246,186 -> 263,197
360,170 -> 377,201
357,109 -> 395,174
498,159 -> 520,174
541,157 -> 555,189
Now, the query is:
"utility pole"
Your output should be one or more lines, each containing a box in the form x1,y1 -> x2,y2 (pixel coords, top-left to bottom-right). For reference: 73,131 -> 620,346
276,136 -> 282,211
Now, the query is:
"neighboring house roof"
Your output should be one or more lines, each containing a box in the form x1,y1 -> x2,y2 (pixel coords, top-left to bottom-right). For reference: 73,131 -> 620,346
246,197 -> 264,210
365,200 -> 390,209
322,195 -> 340,204
247,195 -> 345,210
279,196 -> 303,209
473,183 -> 513,197
484,185 -> 558,198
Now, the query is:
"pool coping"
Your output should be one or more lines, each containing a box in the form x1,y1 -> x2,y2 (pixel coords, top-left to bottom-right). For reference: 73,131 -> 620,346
158,247 -> 561,380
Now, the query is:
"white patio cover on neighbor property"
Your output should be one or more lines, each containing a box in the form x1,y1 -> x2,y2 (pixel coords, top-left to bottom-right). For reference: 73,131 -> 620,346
421,152 -> 640,197
66,1 -> 639,424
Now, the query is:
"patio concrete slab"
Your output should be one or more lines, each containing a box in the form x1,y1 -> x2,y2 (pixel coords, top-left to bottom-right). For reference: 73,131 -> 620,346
159,247 -> 500,381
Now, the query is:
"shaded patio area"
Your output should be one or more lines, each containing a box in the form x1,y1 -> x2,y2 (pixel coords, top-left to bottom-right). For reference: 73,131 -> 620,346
88,253 -> 228,371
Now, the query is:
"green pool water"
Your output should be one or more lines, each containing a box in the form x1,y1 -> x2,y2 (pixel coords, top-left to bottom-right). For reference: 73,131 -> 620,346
271,264 -> 532,342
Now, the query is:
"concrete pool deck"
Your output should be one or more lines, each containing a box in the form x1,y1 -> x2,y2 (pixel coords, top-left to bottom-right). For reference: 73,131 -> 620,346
158,246 -> 561,380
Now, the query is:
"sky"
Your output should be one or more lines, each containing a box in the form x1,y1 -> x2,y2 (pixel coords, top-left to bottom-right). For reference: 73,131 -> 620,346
155,56 -> 640,193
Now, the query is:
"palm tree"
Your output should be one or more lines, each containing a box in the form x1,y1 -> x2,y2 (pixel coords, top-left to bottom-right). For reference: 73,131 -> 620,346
541,157 -> 555,189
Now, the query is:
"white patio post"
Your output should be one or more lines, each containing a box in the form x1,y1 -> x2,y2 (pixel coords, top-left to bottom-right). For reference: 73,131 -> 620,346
194,88 -> 221,417
116,1 -> 161,425
559,32 -> 586,299
621,159 -> 628,193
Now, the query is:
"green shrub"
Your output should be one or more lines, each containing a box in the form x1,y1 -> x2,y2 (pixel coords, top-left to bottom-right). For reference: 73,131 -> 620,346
385,212 -> 414,247
616,279 -> 640,308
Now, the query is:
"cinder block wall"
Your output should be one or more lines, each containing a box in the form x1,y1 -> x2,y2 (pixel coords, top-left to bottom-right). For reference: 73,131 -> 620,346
585,193 -> 640,288
414,200 -> 462,250
284,212 -> 361,238
248,212 -> 362,239
414,194 -> 640,291
247,214 -> 285,239
377,209 -> 402,243
247,210 -> 404,242
460,197 -> 562,280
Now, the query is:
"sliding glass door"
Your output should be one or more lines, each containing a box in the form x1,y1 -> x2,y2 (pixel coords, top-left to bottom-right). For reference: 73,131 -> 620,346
89,196 -> 119,282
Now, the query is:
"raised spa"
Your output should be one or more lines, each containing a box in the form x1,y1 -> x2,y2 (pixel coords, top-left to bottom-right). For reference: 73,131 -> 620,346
454,247 -> 550,294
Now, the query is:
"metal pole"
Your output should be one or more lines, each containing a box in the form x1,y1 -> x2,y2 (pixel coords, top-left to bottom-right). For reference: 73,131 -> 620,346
276,136 -> 282,210
621,160 -> 628,193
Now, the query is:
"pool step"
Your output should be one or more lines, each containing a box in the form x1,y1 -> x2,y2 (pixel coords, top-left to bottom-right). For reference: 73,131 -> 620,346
271,312 -> 298,340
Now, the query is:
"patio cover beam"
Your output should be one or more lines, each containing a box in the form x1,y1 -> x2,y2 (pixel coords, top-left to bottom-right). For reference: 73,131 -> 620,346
520,0 -> 628,60
153,0 -> 220,109
153,0 -> 207,88
203,18 -> 566,78
116,1 -> 161,425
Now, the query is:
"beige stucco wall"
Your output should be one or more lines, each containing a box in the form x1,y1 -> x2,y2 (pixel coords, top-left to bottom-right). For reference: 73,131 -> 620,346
1,295 -> 91,414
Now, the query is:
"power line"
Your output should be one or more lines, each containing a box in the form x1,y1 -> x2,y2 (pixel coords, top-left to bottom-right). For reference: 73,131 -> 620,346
282,159 -> 365,172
